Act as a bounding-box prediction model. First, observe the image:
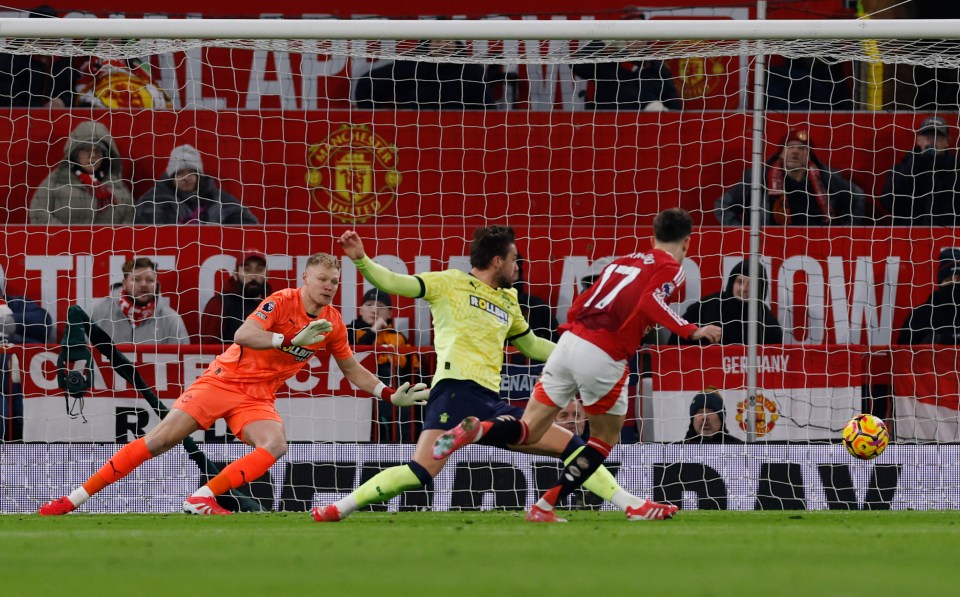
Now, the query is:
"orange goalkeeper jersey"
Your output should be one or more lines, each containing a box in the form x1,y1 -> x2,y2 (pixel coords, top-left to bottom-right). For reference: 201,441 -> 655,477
199,287 -> 353,398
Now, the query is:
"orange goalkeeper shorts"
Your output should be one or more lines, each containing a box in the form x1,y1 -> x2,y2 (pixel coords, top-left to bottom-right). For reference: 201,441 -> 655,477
172,376 -> 282,441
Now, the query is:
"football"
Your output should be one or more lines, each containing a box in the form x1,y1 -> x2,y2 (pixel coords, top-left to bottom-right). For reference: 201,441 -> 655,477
842,414 -> 890,460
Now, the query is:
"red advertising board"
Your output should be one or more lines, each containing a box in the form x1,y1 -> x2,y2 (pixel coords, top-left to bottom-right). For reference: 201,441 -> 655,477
0,225 -> 955,346
1,1 -> 848,20
0,110 -> 942,226
653,344 -> 866,392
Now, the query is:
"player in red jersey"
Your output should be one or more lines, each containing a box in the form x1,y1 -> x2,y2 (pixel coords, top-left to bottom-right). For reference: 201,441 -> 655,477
434,208 -> 721,522
39,252 -> 427,516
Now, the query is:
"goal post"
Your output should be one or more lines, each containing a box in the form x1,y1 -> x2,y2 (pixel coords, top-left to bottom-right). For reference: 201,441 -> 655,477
1,15 -> 959,512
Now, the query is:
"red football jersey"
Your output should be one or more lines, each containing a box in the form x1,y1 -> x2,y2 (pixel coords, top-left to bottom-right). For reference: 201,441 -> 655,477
563,248 -> 697,360
200,287 -> 353,398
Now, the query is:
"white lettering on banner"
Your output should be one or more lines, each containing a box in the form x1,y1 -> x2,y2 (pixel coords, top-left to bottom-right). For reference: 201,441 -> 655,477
198,254 -> 236,316
500,372 -> 537,394
140,352 -> 180,391
828,256 -> 900,345
246,50 -> 298,110
301,53 -> 349,110
324,354 -> 350,392
286,357 -> 322,392
183,354 -> 215,385
721,355 -> 791,374
28,351 -> 59,391
779,255 -> 826,344
9,251 -> 905,347
25,255 -> 73,318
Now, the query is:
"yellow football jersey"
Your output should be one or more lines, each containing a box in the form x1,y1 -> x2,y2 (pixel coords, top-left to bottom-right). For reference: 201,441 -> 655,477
417,269 -> 530,392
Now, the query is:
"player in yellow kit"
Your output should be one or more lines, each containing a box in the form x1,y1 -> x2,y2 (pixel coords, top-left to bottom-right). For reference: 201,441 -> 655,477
40,252 -> 427,515
312,226 -> 649,521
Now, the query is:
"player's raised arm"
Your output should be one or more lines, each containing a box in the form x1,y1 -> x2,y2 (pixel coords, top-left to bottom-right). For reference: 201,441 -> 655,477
338,230 -> 422,298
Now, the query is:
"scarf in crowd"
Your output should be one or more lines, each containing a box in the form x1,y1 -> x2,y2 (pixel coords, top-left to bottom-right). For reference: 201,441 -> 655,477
118,295 -> 155,328
767,157 -> 831,225
73,168 -> 114,211
177,196 -> 209,224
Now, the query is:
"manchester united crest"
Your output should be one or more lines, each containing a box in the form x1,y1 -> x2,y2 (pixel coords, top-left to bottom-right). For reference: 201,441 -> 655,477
736,392 -> 780,437
672,54 -> 729,99
306,124 -> 401,223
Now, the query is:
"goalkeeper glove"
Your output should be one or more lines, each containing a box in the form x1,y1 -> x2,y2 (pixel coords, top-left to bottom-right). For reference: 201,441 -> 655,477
272,319 -> 334,348
376,381 -> 430,407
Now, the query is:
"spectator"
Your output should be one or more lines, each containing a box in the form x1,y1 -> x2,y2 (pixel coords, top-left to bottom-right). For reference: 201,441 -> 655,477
765,56 -> 855,112
353,40 -> 487,110
901,3 -> 960,110
570,11 -> 681,112
716,128 -> 866,227
347,288 -> 420,383
516,255 -> 559,342
346,288 -> 421,443
880,117 -> 960,227
571,41 -> 681,112
670,258 -> 783,345
135,145 -> 258,225
555,398 -> 587,438
200,251 -> 273,345
88,257 -> 188,344
683,389 -> 741,444
0,6 -> 70,108
898,248 -> 960,345
29,120 -> 135,225
0,283 -> 54,344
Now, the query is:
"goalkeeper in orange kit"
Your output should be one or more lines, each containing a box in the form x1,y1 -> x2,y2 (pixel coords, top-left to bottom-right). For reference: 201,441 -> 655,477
39,252 -> 428,515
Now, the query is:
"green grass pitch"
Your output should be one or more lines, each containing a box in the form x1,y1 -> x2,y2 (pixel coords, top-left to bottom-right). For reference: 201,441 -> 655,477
2,510 -> 958,596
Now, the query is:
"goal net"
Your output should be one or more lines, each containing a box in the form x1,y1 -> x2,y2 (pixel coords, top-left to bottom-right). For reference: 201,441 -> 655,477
2,14 -> 960,513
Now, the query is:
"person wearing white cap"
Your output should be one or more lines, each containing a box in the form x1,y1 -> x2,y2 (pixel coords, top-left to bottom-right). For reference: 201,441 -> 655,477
134,144 -> 259,225
881,116 -> 960,227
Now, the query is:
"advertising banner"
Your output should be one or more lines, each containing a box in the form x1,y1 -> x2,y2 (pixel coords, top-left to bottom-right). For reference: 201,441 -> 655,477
3,443 -> 954,513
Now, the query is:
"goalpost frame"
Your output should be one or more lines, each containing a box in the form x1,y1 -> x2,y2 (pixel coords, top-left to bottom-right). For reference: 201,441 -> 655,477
4,14 -> 957,447
1,18 -> 960,42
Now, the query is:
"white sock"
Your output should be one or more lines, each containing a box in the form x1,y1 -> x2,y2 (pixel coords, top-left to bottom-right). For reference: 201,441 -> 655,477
611,489 -> 643,512
191,486 -> 215,499
535,498 -> 553,512
332,494 -> 359,518
67,487 -> 90,507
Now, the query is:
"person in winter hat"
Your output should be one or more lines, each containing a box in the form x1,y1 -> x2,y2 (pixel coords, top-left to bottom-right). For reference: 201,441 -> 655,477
899,247 -> 960,344
135,144 -> 259,225
29,120 -> 134,224
716,128 -> 866,226
683,388 -> 742,444
671,258 -> 783,345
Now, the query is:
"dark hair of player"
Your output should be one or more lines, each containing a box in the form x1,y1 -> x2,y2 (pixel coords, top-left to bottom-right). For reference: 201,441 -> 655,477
653,208 -> 693,243
470,225 -> 516,269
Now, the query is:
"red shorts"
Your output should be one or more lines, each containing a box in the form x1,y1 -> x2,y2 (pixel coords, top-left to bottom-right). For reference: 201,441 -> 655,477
172,376 -> 282,441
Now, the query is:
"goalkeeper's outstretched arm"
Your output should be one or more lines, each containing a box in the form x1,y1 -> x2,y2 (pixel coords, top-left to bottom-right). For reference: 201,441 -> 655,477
338,230 -> 422,298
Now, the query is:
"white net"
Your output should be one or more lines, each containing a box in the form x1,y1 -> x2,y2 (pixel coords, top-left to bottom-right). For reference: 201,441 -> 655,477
2,15 -> 960,513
